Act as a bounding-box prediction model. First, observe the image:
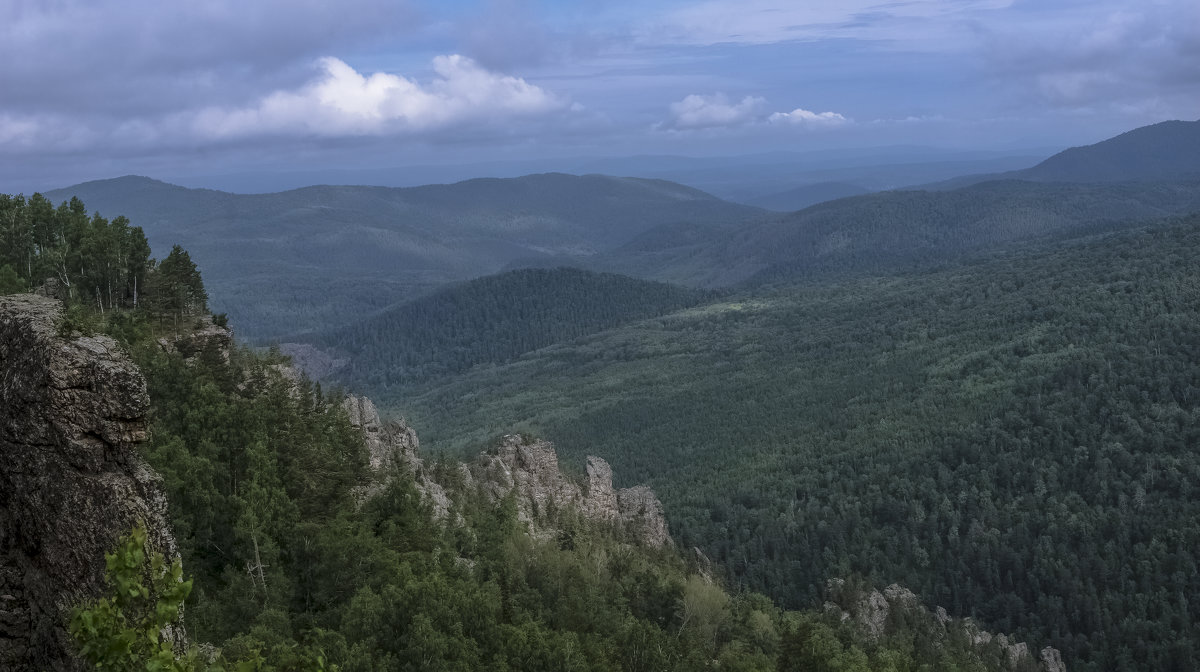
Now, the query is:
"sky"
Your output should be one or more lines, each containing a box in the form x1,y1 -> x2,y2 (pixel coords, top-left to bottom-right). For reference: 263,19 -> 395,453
1,0 -> 1197,193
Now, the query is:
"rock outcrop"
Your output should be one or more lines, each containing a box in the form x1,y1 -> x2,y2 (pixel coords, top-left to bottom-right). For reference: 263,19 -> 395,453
0,295 -> 183,671
826,579 -> 1064,672
474,434 -> 672,547
156,320 -> 233,364
343,395 -> 450,519
343,395 -> 419,471
340,414 -> 672,548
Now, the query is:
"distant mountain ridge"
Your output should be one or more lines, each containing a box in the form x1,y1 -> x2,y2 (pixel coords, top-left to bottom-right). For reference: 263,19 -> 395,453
45,174 -> 761,338
1020,119 -> 1200,182
585,179 -> 1200,289
926,119 -> 1200,189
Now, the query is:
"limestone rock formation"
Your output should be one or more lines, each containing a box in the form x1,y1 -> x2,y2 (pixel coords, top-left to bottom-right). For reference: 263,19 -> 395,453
583,456 -> 618,521
1041,646 -> 1067,672
615,486 -> 671,548
474,434 -> 672,547
827,579 -> 1065,672
342,395 -> 450,519
156,320 -> 233,364
0,295 -> 183,671
343,395 -> 420,471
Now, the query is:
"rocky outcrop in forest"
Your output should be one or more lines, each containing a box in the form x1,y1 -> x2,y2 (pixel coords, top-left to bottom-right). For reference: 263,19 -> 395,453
343,394 -> 453,519
826,580 -> 1066,672
472,434 -> 672,547
343,406 -> 673,548
0,295 -> 184,671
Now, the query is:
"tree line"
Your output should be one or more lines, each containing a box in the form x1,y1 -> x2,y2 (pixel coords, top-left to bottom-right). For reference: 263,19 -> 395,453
0,192 -> 206,322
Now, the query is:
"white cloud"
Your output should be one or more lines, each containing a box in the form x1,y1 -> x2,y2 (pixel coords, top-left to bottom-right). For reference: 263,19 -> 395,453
664,93 -> 766,130
768,108 -> 849,127
189,55 -> 571,139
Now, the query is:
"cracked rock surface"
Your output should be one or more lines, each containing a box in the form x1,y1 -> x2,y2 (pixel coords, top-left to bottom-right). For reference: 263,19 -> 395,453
0,295 -> 183,671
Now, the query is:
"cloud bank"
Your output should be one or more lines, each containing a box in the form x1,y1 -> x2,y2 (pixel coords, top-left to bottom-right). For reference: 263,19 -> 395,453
665,94 -> 767,130
662,93 -> 848,131
191,56 -> 571,139
769,109 -> 848,127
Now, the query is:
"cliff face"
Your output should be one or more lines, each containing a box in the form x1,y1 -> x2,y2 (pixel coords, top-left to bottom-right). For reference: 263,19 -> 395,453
0,295 -> 182,671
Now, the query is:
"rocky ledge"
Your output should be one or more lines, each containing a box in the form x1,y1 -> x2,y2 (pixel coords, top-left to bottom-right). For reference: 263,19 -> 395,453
0,295 -> 182,671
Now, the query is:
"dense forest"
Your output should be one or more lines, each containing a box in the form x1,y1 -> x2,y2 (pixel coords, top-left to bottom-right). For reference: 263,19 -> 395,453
4,194 -> 1039,670
307,267 -> 712,386
389,214 -> 1200,672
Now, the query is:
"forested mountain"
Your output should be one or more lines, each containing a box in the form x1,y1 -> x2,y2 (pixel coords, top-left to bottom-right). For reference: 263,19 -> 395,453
45,174 -> 761,338
1019,119 -> 1200,182
298,267 -> 711,387
381,213 -> 1200,672
589,178 -> 1200,288
925,119 -> 1200,189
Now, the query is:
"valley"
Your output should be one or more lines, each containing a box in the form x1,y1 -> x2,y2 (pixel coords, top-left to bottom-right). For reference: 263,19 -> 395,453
5,118 -> 1200,671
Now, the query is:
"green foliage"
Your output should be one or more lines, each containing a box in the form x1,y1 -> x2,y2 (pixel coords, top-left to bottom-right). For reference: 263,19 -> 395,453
389,214 -> 1200,672
0,263 -> 24,294
69,525 -> 194,672
148,244 -> 208,320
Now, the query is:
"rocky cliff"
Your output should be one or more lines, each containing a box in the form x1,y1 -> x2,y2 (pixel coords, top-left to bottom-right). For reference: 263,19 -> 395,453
0,295 -> 183,671
826,580 -> 1066,672
343,407 -> 673,548
342,394 -> 452,518
470,434 -> 672,547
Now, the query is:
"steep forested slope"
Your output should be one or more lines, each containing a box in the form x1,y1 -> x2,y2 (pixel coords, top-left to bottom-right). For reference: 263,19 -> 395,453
302,267 -> 712,387
387,214 -> 1200,672
45,175 -> 761,338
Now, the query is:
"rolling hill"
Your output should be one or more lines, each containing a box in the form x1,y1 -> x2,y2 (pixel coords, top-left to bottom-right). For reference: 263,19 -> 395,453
45,174 -> 762,338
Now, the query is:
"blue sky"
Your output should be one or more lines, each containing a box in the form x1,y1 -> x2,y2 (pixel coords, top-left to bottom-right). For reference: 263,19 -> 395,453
1,0 -> 1197,192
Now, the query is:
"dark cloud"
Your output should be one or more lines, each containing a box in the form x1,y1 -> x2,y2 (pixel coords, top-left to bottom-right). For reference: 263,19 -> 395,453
981,1 -> 1200,117
0,0 -> 422,115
